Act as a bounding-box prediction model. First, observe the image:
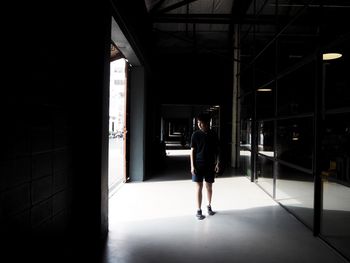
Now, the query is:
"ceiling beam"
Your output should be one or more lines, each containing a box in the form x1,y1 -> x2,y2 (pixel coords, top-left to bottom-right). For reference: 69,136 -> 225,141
153,28 -> 233,59
155,0 -> 199,14
229,0 -> 255,36
152,13 -> 328,29
152,14 -> 232,24
151,14 -> 304,25
231,0 -> 255,18
149,0 -> 167,14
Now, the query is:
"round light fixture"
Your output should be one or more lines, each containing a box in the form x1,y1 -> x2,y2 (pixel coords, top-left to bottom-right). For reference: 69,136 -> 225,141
322,53 -> 342,60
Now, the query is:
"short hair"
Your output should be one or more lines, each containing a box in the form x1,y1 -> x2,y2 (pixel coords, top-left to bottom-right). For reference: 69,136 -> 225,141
197,112 -> 211,123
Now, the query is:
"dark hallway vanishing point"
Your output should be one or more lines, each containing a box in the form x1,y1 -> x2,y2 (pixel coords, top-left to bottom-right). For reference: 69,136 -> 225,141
2,0 -> 350,263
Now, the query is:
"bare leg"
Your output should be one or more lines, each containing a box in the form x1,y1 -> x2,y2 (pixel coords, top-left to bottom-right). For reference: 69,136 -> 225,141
205,182 -> 213,206
205,182 -> 215,215
195,182 -> 203,210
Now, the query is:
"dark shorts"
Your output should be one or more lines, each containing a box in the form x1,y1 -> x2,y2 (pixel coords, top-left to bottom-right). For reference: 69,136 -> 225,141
192,164 -> 215,183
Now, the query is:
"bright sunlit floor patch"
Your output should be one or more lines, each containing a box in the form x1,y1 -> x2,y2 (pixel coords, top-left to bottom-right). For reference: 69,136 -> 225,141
109,176 -> 278,226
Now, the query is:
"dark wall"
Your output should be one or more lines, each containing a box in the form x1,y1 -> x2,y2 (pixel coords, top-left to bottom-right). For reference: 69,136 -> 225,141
2,1 -> 111,262
152,53 -> 233,105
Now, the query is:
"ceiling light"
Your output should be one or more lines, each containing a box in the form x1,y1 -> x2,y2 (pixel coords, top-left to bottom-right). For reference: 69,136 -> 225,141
322,53 -> 342,60
257,88 -> 272,92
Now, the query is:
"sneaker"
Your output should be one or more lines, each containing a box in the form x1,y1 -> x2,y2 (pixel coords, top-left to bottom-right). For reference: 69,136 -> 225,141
207,205 -> 215,216
196,209 -> 205,220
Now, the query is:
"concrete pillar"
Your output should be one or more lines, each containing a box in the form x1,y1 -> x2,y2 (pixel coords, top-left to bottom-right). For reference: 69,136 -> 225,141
129,66 -> 145,181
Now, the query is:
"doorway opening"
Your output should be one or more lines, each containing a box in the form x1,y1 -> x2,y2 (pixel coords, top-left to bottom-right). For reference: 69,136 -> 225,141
108,57 -> 128,198
152,104 -> 221,182
161,104 -> 221,157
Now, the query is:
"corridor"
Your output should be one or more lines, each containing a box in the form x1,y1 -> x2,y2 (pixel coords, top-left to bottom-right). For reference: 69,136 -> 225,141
102,153 -> 347,263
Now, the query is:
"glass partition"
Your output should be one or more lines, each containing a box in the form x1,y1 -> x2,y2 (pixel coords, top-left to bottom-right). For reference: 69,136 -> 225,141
275,163 -> 314,229
276,117 -> 313,169
277,7 -> 318,73
321,112 -> 350,258
258,121 -> 274,157
256,155 -> 274,196
255,43 -> 276,89
256,85 -> 274,119
240,68 -> 254,94
324,42 -> 350,111
239,147 -> 252,179
277,62 -> 315,116
240,118 -> 252,178
238,2 -> 350,259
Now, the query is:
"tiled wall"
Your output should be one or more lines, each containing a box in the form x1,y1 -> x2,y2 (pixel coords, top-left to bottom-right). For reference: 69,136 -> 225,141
0,106 -> 73,238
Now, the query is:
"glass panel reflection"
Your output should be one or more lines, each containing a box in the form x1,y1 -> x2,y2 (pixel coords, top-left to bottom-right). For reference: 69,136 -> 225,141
255,43 -> 276,89
277,117 -> 312,169
240,93 -> 253,179
321,113 -> 350,184
257,86 -> 274,119
240,93 -> 253,120
277,62 -> 315,116
321,112 -> 350,259
275,163 -> 314,229
324,40 -> 350,110
256,155 -> 274,196
277,7 -> 319,73
240,68 -> 254,94
321,180 -> 350,259
239,148 -> 251,179
240,119 -> 252,148
258,121 -> 274,157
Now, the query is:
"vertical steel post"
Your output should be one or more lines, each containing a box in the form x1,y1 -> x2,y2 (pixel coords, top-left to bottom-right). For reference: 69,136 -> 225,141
313,54 -> 324,236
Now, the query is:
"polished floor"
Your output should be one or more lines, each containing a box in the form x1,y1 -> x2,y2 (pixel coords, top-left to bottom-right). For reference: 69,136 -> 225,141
102,153 -> 347,263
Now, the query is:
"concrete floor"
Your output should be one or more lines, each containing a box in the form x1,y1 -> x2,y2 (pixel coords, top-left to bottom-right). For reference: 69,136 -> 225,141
101,153 -> 347,263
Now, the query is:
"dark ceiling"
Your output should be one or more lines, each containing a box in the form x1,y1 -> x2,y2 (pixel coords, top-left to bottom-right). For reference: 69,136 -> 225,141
145,0 -> 237,56
109,0 -> 350,107
144,0 -> 350,59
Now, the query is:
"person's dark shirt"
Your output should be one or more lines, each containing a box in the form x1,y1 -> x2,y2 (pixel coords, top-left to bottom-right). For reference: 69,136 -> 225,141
190,129 -> 219,165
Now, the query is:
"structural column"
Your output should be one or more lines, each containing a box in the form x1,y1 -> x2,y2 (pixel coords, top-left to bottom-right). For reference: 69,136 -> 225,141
129,66 -> 146,181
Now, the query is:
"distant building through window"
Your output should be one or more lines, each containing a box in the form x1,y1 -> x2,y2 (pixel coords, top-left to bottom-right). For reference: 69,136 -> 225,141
108,58 -> 127,197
